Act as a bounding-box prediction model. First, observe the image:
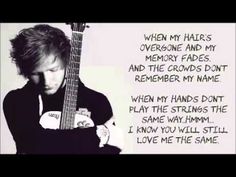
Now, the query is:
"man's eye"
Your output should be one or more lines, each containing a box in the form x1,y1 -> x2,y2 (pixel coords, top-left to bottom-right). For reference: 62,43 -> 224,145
50,67 -> 59,72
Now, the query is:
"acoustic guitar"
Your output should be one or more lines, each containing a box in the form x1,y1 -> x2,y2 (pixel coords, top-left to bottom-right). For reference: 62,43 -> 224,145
39,23 -> 94,130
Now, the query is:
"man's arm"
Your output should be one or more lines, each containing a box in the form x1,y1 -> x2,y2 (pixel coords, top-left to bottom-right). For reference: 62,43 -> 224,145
91,94 -> 124,154
3,91 -> 100,154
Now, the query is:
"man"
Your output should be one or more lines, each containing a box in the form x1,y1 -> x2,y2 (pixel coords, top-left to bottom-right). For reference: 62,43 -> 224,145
3,24 -> 123,154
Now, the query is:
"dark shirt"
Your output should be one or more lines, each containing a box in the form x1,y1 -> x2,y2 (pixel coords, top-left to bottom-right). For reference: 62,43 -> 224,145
3,80 -> 120,154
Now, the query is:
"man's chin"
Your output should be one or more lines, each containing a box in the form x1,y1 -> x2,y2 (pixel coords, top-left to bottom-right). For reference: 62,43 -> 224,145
42,89 -> 57,95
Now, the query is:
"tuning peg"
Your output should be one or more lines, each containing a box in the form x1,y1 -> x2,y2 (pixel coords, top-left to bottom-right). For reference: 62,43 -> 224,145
85,25 -> 90,28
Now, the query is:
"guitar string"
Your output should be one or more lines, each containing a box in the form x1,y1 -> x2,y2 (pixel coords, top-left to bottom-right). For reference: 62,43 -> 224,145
62,36 -> 76,129
62,36 -> 82,129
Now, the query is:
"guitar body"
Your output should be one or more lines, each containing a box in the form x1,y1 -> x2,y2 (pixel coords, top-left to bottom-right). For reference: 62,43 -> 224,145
39,111 -> 95,129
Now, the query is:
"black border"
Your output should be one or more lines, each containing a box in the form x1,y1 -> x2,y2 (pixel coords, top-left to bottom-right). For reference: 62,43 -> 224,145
0,1 -> 235,23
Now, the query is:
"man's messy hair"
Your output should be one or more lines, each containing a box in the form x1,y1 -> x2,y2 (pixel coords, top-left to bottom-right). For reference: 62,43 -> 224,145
10,24 -> 71,77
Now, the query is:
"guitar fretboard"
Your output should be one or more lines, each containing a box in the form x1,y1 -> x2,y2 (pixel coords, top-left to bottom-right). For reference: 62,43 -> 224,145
60,32 -> 83,129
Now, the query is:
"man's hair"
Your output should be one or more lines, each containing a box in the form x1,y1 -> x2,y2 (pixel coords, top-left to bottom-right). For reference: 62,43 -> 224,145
10,24 -> 71,77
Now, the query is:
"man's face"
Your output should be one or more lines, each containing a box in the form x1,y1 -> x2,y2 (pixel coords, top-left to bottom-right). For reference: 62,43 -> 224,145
29,54 -> 66,95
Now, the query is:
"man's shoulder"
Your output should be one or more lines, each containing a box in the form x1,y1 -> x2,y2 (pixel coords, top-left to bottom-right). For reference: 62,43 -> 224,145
80,84 -> 113,123
5,87 -> 24,100
3,88 -> 23,112
4,83 -> 33,102
81,84 -> 109,101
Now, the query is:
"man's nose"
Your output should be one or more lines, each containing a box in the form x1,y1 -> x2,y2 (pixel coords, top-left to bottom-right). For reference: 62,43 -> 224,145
42,71 -> 51,86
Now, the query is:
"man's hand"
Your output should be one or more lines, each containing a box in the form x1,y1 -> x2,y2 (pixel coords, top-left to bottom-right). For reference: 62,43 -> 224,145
104,117 -> 124,150
96,125 -> 110,147
96,117 -> 124,150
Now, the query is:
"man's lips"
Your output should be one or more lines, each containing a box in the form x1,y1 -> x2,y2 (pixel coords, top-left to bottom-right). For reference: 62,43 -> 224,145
43,87 -> 53,90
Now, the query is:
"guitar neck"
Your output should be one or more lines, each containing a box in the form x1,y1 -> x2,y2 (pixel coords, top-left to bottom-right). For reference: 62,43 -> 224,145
60,31 -> 83,129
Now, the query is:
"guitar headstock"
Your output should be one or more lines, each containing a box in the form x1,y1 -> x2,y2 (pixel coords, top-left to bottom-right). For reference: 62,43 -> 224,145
66,23 -> 88,32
